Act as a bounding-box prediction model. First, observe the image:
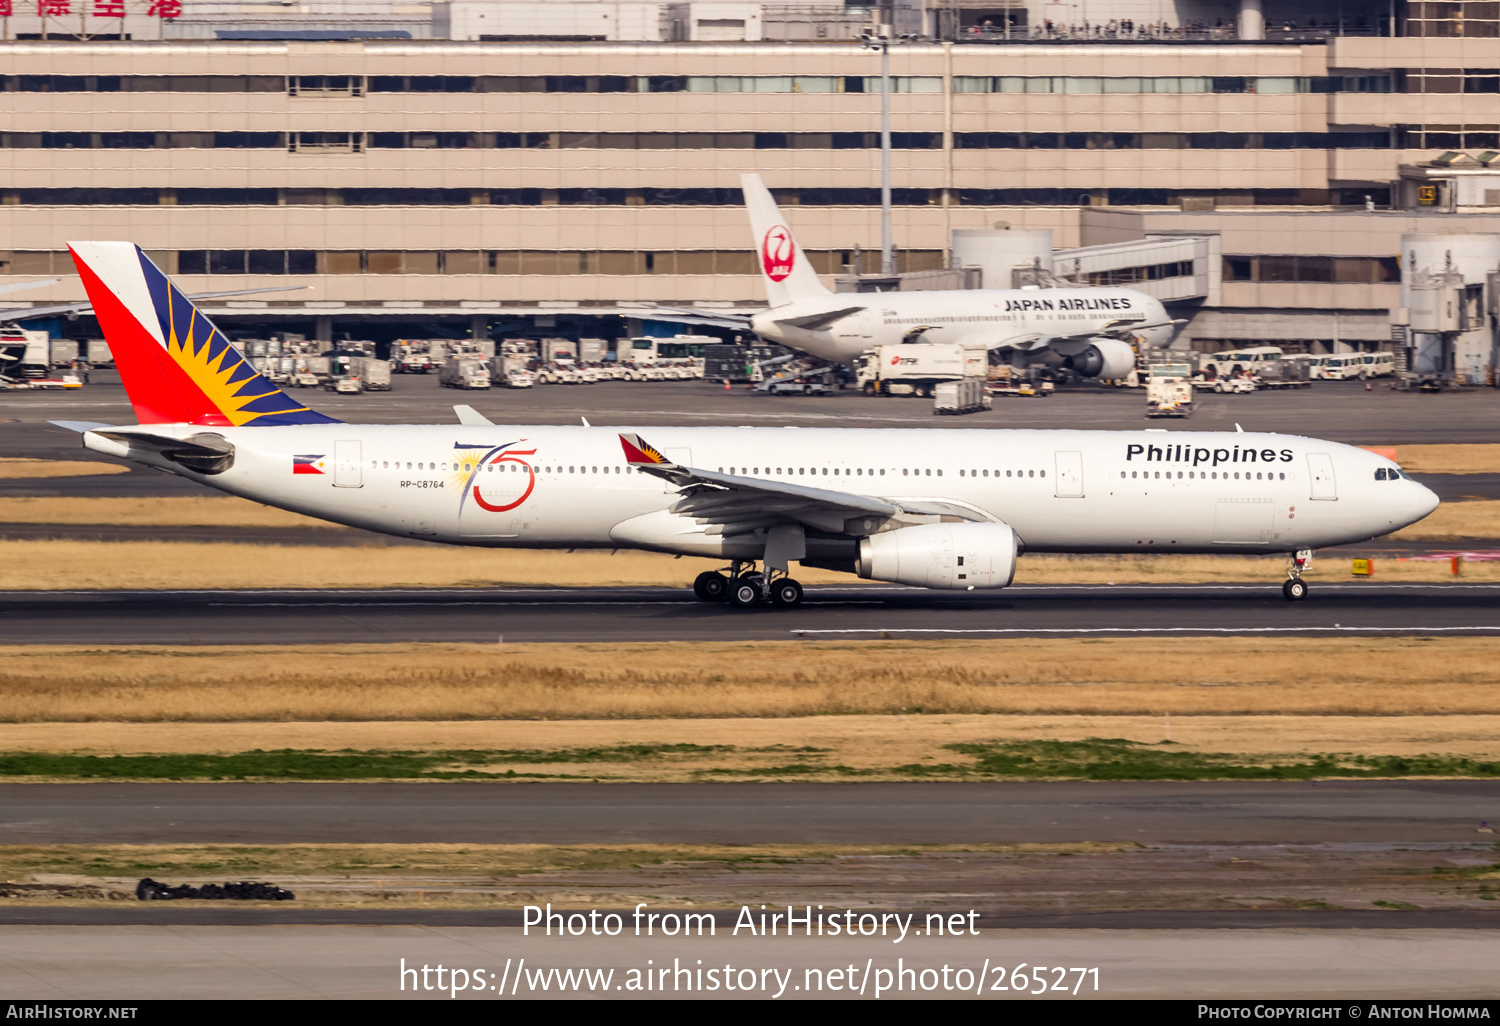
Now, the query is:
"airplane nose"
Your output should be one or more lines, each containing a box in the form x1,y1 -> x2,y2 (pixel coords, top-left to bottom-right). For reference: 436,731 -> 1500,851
1415,482 -> 1440,520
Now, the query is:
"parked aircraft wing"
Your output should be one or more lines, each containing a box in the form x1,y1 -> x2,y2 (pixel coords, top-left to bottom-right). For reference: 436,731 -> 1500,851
0,278 -> 59,298
0,285 -> 308,324
951,331 -> 1050,351
634,305 -> 756,329
770,306 -> 867,332
618,432 -> 984,536
955,317 -> 1182,353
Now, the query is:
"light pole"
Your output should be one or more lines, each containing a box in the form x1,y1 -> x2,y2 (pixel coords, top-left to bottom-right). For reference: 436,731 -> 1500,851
860,29 -> 918,277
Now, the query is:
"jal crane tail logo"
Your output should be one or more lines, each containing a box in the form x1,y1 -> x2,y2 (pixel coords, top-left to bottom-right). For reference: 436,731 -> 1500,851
761,225 -> 795,282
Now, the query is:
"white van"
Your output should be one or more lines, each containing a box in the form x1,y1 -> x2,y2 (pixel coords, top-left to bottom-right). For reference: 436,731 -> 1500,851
1198,346 -> 1283,381
1321,352 -> 1394,380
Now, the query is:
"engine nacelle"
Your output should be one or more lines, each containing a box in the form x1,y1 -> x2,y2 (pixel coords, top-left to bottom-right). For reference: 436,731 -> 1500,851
857,522 -> 1018,591
1064,338 -> 1136,379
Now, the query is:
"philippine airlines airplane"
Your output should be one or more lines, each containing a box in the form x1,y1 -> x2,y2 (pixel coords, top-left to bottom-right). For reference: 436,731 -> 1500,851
674,175 -> 1178,380
57,242 -> 1436,608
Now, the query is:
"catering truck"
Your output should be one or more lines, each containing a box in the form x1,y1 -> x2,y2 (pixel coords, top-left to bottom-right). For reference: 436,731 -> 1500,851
856,344 -> 987,398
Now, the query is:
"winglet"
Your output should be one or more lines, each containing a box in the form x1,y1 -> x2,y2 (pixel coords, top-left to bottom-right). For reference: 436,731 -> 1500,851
453,404 -> 493,426
618,432 -> 673,466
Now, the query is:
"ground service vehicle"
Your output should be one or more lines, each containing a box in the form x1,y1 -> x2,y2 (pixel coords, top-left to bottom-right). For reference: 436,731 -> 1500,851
1199,346 -> 1283,381
355,358 -> 392,392
62,241 -> 1441,607
1321,352 -> 1396,380
439,358 -> 491,390
857,344 -> 986,398
1146,362 -> 1194,417
0,327 -> 51,378
540,338 -> 577,366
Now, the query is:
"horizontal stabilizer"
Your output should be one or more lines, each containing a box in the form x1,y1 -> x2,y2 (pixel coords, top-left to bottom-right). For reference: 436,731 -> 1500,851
48,419 -> 114,434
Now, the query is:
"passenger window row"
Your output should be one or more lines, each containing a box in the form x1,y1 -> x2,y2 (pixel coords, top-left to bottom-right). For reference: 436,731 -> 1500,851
374,460 -> 643,474
1122,470 -> 1289,481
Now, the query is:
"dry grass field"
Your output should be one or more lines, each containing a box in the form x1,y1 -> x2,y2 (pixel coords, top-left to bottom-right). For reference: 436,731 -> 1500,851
1394,445 -> 1500,475
0,459 -> 128,480
0,495 -> 338,529
7,714 -> 1500,769
0,540 -> 1492,589
3,639 -> 1500,723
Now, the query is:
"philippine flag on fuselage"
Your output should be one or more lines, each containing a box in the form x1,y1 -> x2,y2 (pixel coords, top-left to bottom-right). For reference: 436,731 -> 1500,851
293,454 -> 326,475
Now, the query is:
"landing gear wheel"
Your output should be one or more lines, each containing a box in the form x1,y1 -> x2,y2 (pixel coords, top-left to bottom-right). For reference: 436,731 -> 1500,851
770,578 -> 804,608
727,576 -> 762,608
693,571 -> 728,602
1282,578 -> 1308,601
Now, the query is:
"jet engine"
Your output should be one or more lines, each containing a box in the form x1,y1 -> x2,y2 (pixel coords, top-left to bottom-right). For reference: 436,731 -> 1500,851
857,522 -> 1018,591
1063,338 -> 1135,380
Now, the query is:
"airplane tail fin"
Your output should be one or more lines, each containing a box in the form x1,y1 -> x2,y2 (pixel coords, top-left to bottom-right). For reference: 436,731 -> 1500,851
67,241 -> 339,427
740,173 -> 830,308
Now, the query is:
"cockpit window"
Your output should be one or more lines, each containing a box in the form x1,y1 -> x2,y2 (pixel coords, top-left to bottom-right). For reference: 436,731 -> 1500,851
1375,468 -> 1387,481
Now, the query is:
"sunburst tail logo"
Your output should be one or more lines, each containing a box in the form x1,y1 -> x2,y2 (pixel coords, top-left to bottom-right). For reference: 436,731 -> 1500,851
67,241 -> 340,427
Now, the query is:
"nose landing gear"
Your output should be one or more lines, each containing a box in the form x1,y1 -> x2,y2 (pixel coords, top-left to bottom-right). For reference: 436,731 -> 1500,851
692,562 -> 803,610
1282,549 -> 1311,601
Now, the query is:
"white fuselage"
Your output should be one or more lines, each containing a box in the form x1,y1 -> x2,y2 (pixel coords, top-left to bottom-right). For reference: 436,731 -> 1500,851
89,424 -> 1438,563
750,287 -> 1173,365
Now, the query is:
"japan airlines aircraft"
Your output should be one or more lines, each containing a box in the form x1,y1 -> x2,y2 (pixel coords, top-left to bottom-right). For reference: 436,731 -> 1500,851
57,242 -> 1436,608
675,175 -> 1177,379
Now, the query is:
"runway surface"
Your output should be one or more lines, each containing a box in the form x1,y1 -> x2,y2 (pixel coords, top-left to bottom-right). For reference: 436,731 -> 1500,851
4,924 -> 1499,999
8,374 -> 1500,446
4,781 -> 1496,844
5,924 -> 1496,1000
7,582 -> 1500,643
1,907 -> 1494,929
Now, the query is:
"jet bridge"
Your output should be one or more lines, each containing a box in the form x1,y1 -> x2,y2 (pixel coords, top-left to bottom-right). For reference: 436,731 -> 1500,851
1046,234 -> 1221,305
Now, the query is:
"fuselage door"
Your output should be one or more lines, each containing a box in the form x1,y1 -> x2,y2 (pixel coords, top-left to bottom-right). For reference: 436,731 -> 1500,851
1054,451 -> 1084,498
333,439 -> 363,488
1307,453 -> 1337,500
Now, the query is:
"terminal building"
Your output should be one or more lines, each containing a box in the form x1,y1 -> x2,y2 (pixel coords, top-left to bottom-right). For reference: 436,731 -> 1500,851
0,0 -> 1498,369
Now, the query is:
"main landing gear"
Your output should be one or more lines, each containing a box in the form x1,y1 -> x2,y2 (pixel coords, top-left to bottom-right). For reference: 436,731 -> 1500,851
693,562 -> 803,610
1282,549 -> 1311,601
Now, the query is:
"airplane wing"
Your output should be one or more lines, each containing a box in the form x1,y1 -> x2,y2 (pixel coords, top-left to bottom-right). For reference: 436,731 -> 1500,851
0,285 -> 309,324
618,432 -> 990,536
953,319 -> 1185,352
770,306 -> 867,332
631,305 -> 757,329
0,278 -> 59,298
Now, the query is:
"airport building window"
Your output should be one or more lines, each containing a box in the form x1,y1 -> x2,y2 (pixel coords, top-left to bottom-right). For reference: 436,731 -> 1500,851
956,131 -> 1390,150
1085,260 -> 1194,286
952,75 -> 1389,94
1406,1 -> 1500,37
1222,255 -> 1400,283
1396,124 -> 1500,149
0,72 -> 1417,97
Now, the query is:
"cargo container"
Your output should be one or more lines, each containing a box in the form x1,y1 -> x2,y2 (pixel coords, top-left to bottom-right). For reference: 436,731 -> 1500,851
49,339 -> 78,366
934,379 -> 990,415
